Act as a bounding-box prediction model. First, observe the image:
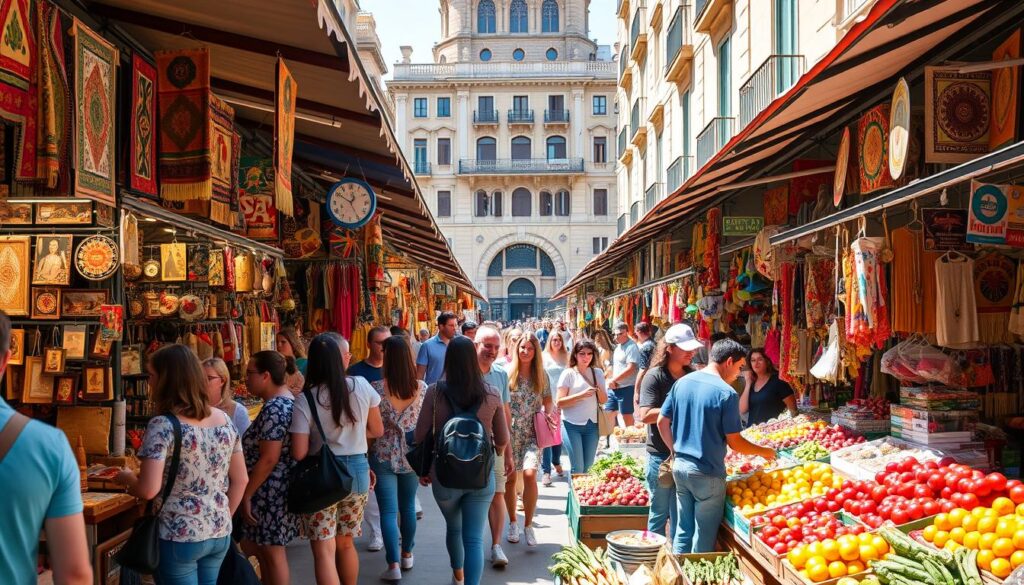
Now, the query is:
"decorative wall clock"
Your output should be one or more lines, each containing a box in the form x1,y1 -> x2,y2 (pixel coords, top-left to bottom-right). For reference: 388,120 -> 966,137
326,178 -> 376,229
75,235 -> 119,281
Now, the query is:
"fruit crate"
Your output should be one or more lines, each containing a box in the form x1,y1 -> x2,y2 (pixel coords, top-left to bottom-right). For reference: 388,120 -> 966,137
779,446 -> 831,465
750,512 -> 862,578
570,474 -> 651,515
676,552 -> 742,585
781,558 -> 872,585
898,519 -> 1006,585
567,481 -> 649,549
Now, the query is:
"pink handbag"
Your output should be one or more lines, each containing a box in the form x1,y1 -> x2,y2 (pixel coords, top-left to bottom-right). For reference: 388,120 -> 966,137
534,409 -> 562,449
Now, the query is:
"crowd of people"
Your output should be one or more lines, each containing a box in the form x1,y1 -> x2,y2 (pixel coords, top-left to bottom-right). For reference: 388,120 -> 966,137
0,308 -> 800,585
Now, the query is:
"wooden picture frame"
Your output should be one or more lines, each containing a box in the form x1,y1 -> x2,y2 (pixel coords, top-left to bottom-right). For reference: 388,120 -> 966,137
43,347 -> 66,375
54,374 -> 77,405
0,201 -> 32,224
121,344 -> 143,376
61,289 -> 110,317
82,366 -> 110,401
22,356 -> 53,404
62,324 -> 88,360
35,201 -> 92,225
94,203 -> 115,228
8,328 -> 24,365
30,287 -> 61,320
32,234 -> 73,285
89,329 -> 113,360
160,242 -> 187,282
0,236 -> 31,316
93,529 -> 131,585
5,365 -> 22,400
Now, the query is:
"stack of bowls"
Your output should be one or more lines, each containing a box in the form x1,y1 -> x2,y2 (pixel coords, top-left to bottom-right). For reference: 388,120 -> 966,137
605,530 -> 666,571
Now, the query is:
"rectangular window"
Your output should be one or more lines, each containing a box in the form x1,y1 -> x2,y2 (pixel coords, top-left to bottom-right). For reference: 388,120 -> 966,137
540,191 -> 553,216
475,191 -> 490,217
492,191 -> 503,217
437,138 -> 451,165
413,139 -> 428,173
436,190 -> 451,217
555,191 -> 570,216
592,237 -> 608,254
437,97 -> 451,118
718,38 -> 731,117
478,96 -> 494,112
414,98 -> 428,118
593,189 -> 608,216
682,90 -> 691,158
548,95 -> 565,113
593,95 -> 607,115
513,95 -> 529,113
593,137 -> 607,163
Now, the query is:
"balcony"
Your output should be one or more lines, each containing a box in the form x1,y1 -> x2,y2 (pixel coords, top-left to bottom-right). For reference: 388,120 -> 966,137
696,117 -> 734,169
694,0 -> 732,35
474,110 -> 499,125
630,99 -> 647,148
619,49 -> 632,90
664,6 -> 694,84
648,100 -> 665,131
458,158 -> 585,175
392,61 -> 617,81
645,182 -> 664,213
629,201 -> 640,226
649,0 -> 665,30
507,109 -> 534,125
413,161 -> 431,176
544,109 -> 570,124
617,213 -> 627,236
617,0 -> 630,20
666,155 -> 694,193
618,126 -> 633,165
739,55 -> 805,129
630,4 -> 647,64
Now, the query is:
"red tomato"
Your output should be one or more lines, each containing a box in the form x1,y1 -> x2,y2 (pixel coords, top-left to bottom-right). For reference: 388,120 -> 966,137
906,502 -> 923,520
960,493 -> 981,509
941,486 -> 954,500
871,485 -> 888,503
927,473 -> 946,492
1007,479 -> 1022,490
1009,485 -> 1024,504
891,509 -> 910,524
915,469 -> 931,483
875,471 -> 889,485
925,460 -> 940,470
986,473 -> 1008,494
941,500 -> 957,512
827,501 -> 841,513
973,480 -> 993,498
922,500 -> 941,516
914,485 -> 933,499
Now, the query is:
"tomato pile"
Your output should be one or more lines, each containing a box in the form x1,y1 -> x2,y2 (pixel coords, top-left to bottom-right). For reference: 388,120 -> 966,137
842,397 -> 891,420
746,421 -> 865,451
752,503 -> 867,555
787,532 -> 890,583
728,462 -> 843,515
574,465 -> 650,507
920,499 -> 1024,578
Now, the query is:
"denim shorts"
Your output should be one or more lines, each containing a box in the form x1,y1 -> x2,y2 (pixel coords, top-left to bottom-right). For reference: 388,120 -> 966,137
604,385 -> 635,414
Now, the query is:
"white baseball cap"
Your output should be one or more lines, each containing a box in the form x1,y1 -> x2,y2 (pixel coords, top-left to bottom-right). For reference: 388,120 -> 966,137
664,324 -> 703,352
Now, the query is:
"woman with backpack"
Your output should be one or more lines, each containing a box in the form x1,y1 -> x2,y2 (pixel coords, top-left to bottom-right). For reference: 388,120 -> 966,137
413,336 -> 509,585
504,334 -> 553,547
371,336 -> 427,582
556,340 -> 608,474
290,333 -> 384,585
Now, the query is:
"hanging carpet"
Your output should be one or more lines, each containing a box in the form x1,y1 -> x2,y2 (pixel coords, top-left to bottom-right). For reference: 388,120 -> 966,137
129,52 -> 157,197
36,0 -> 70,190
925,66 -> 992,164
157,47 -> 212,202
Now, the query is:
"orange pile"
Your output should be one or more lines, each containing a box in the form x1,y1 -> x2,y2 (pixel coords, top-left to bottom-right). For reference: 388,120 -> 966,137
787,533 -> 889,583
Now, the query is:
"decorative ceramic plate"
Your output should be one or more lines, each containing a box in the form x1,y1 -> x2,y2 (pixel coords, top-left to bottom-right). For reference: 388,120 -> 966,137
143,259 -> 161,279
178,294 -> 205,321
889,77 -> 910,180
834,127 -> 850,207
35,291 -> 58,314
75,235 -> 119,281
129,297 -> 145,318
158,293 -> 180,316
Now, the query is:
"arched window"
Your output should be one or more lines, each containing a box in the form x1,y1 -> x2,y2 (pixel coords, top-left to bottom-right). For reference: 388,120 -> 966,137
540,191 -> 553,216
478,0 -> 496,33
540,251 -> 556,276
546,136 -> 567,159
512,187 -> 532,217
475,190 -> 490,217
510,0 -> 528,33
511,136 -> 531,160
476,137 -> 496,161
542,0 -> 559,32
488,253 -> 503,276
508,278 -> 537,298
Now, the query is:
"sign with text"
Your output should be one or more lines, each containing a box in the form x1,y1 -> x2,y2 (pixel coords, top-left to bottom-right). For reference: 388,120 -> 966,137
923,208 -> 969,250
966,180 -> 1024,247
722,216 -> 764,236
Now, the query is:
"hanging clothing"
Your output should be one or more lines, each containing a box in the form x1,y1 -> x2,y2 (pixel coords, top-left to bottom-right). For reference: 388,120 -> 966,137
890,227 -> 925,334
935,254 -> 979,348
849,238 -> 891,352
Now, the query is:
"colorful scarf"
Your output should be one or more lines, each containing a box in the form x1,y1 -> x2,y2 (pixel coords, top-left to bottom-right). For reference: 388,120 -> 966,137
36,0 -> 69,189
275,58 -> 296,217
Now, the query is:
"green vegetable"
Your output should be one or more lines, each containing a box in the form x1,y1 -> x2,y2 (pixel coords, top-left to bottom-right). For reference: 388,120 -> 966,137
590,451 -> 645,479
681,553 -> 739,585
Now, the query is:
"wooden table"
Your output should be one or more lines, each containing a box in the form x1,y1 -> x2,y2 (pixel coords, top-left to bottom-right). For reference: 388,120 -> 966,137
81,492 -> 142,585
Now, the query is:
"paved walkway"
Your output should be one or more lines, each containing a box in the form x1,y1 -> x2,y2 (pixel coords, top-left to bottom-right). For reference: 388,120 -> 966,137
287,472 -> 571,584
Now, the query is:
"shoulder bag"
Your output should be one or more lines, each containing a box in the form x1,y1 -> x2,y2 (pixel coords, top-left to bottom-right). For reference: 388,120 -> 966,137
589,367 -> 613,437
405,388 -> 438,477
287,389 -> 354,514
116,414 -> 183,574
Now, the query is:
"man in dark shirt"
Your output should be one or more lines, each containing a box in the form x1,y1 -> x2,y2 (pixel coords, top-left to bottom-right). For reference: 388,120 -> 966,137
348,326 -> 389,388
636,323 -> 702,540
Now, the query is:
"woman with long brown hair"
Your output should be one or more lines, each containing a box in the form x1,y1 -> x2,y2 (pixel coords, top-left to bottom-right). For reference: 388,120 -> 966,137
740,348 -> 797,426
115,344 -> 248,585
592,329 -> 615,378
276,327 -> 307,392
556,340 -> 608,474
503,334 -> 553,547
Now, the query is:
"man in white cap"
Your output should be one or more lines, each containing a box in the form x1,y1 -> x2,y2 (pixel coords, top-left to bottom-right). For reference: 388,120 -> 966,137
636,323 -> 704,541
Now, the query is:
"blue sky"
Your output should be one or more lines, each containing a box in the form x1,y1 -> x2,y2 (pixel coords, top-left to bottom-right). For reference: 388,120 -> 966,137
361,0 -> 617,77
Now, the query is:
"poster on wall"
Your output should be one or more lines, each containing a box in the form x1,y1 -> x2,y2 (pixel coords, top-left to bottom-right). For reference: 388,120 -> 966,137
925,66 -> 992,164
238,157 -> 278,241
923,208 -> 969,251
965,180 -> 1024,246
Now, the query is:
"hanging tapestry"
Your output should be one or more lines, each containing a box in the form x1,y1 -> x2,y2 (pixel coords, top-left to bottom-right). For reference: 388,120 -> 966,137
72,19 -> 117,206
157,48 -> 212,202
857,104 -> 896,195
925,66 -> 991,164
974,252 -> 1015,344
238,157 -> 278,241
990,30 -> 1020,151
763,185 -> 788,226
129,53 -> 157,197
844,122 -> 861,198
789,160 -> 832,214
209,94 -> 236,224
36,0 -> 69,190
0,0 -> 37,181
365,213 -> 385,290
282,195 -> 323,259
275,58 -> 296,217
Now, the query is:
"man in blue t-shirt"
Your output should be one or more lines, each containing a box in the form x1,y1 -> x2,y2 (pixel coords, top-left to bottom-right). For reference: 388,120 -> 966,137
416,312 -> 458,385
0,311 -> 92,585
658,338 -> 776,554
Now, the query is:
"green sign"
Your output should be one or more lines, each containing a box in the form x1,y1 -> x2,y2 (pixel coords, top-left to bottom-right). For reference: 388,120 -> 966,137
722,216 -> 764,236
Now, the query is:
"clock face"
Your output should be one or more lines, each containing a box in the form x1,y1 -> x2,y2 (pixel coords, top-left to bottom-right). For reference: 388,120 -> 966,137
326,179 -> 376,229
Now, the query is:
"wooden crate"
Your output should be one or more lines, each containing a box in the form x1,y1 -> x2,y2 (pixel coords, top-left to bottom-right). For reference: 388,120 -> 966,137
717,524 -> 782,585
574,513 -> 650,549
750,511 -> 862,578
781,558 -> 871,585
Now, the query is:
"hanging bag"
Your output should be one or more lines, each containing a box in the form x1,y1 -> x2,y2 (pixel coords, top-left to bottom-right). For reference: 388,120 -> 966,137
534,407 -> 562,449
116,414 -> 182,574
591,366 -> 613,437
287,389 -> 354,514
405,389 -> 438,477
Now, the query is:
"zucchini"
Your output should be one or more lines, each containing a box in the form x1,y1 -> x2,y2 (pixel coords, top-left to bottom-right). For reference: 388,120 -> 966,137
921,558 -> 945,585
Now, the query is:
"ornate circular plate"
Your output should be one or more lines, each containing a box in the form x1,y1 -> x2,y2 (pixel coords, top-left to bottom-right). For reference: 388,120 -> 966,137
75,235 -> 119,281
143,259 -> 161,279
834,127 -> 850,207
889,77 -> 911,180
129,297 -> 145,318
158,293 -> 180,316
35,291 -> 58,314
178,294 -> 205,321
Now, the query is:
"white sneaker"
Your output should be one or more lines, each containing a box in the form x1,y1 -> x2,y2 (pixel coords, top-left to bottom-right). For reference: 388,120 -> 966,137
506,522 -> 521,543
555,466 -> 565,478
368,535 -> 384,552
524,525 -> 537,547
491,545 -> 509,568
542,473 -> 553,486
452,577 -> 465,585
380,567 -> 402,581
400,555 -> 414,571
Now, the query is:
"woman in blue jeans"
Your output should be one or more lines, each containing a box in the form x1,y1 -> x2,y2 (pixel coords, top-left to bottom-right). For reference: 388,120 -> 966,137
414,337 -> 510,585
556,340 -> 608,474
541,331 -> 568,485
115,344 -> 248,585
291,333 -> 384,585
370,336 -> 428,581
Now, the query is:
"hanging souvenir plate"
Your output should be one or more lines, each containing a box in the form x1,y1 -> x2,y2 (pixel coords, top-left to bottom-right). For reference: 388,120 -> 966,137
178,294 -> 206,321
834,127 -> 850,207
123,263 -> 142,282
74,236 -> 119,281
889,77 -> 911,180
129,297 -> 145,318
158,292 -> 180,316
143,259 -> 161,280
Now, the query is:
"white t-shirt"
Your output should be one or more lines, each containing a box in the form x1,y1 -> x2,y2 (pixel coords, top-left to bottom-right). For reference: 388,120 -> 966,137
290,377 -> 382,456
613,339 -> 641,387
557,367 -> 606,426
542,354 -> 567,402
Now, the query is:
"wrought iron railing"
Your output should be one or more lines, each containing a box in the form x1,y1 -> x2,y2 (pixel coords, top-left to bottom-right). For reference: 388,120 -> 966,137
696,117 -> 734,169
665,6 -> 691,73
645,182 -> 664,212
413,161 -> 431,175
508,109 -> 534,123
618,126 -> 629,158
666,155 -> 694,193
458,158 -> 585,174
738,55 -> 805,128
545,109 -> 570,123
473,109 -> 499,123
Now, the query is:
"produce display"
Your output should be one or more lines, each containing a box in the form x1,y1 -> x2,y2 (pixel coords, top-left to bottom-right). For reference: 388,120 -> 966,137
550,542 -> 625,585
831,437 -> 944,479
920,497 -> 1024,577
725,450 -> 780,477
754,507 -> 868,555
728,462 -> 842,515
790,442 -> 831,462
872,525 -> 985,585
591,451 -> 645,480
574,464 -> 650,507
837,397 -> 892,420
612,426 -> 647,444
680,553 -> 741,585
785,532 -> 889,582
745,420 -> 865,451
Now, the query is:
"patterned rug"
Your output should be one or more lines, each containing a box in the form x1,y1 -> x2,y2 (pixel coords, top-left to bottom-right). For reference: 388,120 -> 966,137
209,93 -> 236,225
73,18 -> 117,206
36,0 -> 70,190
275,58 -> 296,217
157,47 -> 213,202
857,104 -> 895,195
130,53 -> 157,197
0,0 -> 37,181
925,65 -> 992,164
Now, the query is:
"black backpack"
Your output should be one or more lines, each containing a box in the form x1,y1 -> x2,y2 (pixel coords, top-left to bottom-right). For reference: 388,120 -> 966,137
434,384 -> 494,490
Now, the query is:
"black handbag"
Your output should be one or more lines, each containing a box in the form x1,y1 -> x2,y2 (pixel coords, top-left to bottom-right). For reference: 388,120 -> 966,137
116,414 -> 183,574
217,539 -> 260,585
287,389 -> 354,514
405,388 -> 438,476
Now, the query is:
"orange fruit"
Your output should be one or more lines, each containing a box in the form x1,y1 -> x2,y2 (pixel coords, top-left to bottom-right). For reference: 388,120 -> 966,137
997,518 -> 1018,538
858,544 -> 878,562
944,540 -> 961,552
964,531 -> 981,550
978,549 -> 996,571
993,537 -> 1015,558
1017,502 -> 1024,517
1013,530 -> 1024,550
807,563 -> 830,583
838,539 -> 859,562
950,527 -> 967,544
1012,550 -> 1024,569
949,508 -> 969,527
935,513 -> 953,531
846,560 -> 865,574
933,531 -> 950,548
857,532 -> 873,546
992,558 -> 1013,579
807,542 -> 825,559
979,516 -> 998,534
922,525 -> 938,542
994,497 -> 1016,516
828,561 -> 847,579
822,539 -> 840,562
788,546 -> 809,570
870,535 -> 889,557
980,532 -> 999,550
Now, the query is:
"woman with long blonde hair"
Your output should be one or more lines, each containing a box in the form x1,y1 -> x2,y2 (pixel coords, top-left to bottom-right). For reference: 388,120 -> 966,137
503,334 -> 553,547
497,328 -> 523,369
540,331 -> 568,485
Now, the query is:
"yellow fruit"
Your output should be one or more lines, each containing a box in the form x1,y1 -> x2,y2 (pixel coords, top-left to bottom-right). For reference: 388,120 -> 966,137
871,535 -> 889,557
857,532 -> 874,546
1017,502 -> 1024,517
1012,550 -> 1024,569
997,518 -> 1018,538
993,497 -> 1016,517
789,546 -> 809,570
963,531 -> 981,550
949,527 -> 967,544
822,539 -> 840,562
807,542 -> 825,559
979,516 -> 998,534
858,544 -> 878,562
828,561 -> 847,579
949,508 -> 969,527
992,558 -> 1013,579
962,514 -> 979,532
973,507 -> 989,518
922,525 -> 938,542
838,539 -> 859,562
1013,530 -> 1024,550
846,560 -> 865,574
978,549 -> 996,571
935,513 -> 953,531
933,531 -> 950,548
980,532 -> 999,550
993,537 -> 1015,558
944,540 -> 961,552
807,563 -> 830,583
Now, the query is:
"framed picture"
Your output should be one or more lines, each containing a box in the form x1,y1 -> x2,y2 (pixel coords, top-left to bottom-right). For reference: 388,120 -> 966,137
121,344 -> 143,376
22,356 -> 53,404
54,375 -> 77,405
160,242 -> 187,281
5,365 -> 22,400
94,529 -> 131,585
89,329 -> 113,360
62,325 -> 88,360
43,347 -> 66,375
82,366 -> 110,400
0,236 -> 31,316
35,201 -> 92,225
94,203 -> 115,228
61,289 -> 110,317
8,328 -> 24,365
0,201 -> 32,224
30,287 -> 61,320
32,234 -> 72,285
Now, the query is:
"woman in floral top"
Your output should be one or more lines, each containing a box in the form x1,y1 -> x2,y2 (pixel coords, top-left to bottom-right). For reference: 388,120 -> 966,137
240,351 -> 300,585
115,344 -> 248,585
370,336 -> 427,581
